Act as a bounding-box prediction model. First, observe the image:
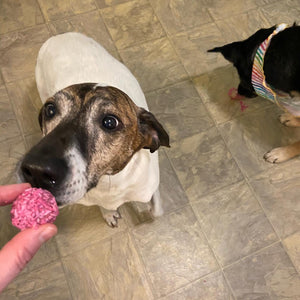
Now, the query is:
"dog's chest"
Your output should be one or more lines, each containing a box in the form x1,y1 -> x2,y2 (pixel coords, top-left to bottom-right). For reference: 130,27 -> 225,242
79,150 -> 159,210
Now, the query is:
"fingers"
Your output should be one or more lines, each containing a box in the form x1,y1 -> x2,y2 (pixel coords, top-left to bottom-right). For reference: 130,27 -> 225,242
0,183 -> 31,206
0,224 -> 57,292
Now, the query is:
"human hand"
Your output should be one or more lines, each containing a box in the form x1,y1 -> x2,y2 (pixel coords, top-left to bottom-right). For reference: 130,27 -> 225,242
0,183 -> 57,292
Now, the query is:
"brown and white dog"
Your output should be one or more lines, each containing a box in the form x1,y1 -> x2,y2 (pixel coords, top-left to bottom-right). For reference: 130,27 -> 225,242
18,32 -> 170,227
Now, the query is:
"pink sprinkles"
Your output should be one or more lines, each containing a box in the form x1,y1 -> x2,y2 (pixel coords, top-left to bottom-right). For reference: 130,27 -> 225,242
11,188 -> 59,230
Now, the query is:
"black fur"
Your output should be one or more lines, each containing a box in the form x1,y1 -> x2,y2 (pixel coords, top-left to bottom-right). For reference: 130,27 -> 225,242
208,24 -> 300,98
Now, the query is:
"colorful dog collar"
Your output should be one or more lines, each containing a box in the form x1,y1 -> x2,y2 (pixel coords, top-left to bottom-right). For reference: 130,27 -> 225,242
251,24 -> 300,116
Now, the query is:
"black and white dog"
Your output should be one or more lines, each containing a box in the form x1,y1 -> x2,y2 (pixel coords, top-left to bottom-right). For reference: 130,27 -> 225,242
209,23 -> 300,163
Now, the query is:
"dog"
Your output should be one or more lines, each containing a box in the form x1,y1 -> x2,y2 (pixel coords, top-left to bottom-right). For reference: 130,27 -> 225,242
18,32 -> 170,227
208,23 -> 300,163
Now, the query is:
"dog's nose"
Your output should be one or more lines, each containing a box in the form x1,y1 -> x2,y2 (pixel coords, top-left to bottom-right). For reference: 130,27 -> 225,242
21,157 -> 68,190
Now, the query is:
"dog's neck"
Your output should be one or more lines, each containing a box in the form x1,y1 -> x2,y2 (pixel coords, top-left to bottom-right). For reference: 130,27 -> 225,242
234,27 -> 276,95
251,24 -> 289,101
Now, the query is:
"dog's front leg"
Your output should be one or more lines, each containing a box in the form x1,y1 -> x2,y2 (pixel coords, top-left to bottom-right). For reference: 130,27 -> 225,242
150,189 -> 163,217
264,141 -> 300,163
100,207 -> 121,227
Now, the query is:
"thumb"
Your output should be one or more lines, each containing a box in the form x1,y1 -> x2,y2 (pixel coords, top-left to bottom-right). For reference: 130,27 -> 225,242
0,224 -> 57,292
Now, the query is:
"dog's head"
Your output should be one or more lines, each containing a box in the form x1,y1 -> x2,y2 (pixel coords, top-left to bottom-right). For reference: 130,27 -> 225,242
208,26 -> 276,96
19,83 -> 170,206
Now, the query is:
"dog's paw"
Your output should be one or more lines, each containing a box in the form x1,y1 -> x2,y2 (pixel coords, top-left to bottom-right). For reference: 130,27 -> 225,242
263,147 -> 291,163
103,210 -> 121,227
279,113 -> 300,127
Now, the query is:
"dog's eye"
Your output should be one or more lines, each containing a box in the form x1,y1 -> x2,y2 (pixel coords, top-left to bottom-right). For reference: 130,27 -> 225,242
102,115 -> 119,130
45,103 -> 56,119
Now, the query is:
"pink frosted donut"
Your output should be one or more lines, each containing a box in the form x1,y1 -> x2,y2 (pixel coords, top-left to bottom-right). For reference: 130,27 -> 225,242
11,188 -> 59,230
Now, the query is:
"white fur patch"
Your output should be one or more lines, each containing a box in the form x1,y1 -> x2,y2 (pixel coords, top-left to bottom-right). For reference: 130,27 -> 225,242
94,83 -> 108,88
56,146 -> 88,205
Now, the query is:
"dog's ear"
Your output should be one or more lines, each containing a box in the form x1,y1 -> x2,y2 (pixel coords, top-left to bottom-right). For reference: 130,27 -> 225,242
208,42 -> 241,64
138,108 -> 170,153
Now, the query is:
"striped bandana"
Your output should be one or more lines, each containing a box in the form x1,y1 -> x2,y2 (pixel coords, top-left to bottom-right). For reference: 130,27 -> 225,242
251,24 -> 300,116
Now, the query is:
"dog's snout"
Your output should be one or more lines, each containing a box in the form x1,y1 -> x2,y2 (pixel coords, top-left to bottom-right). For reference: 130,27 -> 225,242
21,156 -> 68,190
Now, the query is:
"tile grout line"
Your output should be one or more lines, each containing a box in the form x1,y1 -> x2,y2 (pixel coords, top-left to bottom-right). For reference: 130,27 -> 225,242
220,240 -> 281,271
2,82 -> 27,152
52,237 -> 76,300
157,268 -> 235,300
147,0 -> 193,83
98,8 -> 124,63
0,3 -> 108,38
244,176 -> 300,275
189,204 -> 238,300
99,0 -> 166,55
280,236 -> 300,276
127,228 -> 157,299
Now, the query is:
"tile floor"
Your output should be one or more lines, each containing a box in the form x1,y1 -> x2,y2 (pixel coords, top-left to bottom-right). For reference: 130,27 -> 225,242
0,0 -> 300,299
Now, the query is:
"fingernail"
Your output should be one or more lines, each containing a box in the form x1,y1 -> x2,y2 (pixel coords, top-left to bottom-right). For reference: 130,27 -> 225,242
39,226 -> 57,243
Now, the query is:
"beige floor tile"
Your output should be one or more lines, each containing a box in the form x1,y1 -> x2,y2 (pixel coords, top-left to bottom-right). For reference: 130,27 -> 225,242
49,10 -> 117,56
171,22 -> 229,76
283,231 -> 300,273
132,206 -> 219,297
206,0 -> 258,20
250,162 -> 300,239
167,127 -> 243,202
0,73 -> 4,86
0,25 -> 50,83
163,271 -> 234,300
38,0 -> 97,21
0,85 -> 20,142
260,0 -> 300,25
192,181 -> 278,266
101,0 -> 165,50
0,135 -> 26,185
158,149 -> 189,213
219,106 -> 300,178
6,77 -> 42,136
149,0 -> 212,35
224,243 -> 300,300
215,9 -> 270,42
95,0 -> 129,9
146,80 -> 214,142
120,37 -> 187,92
54,203 -> 127,256
120,202 -> 153,228
62,232 -> 154,300
0,0 -> 44,35
0,262 -> 71,300
24,132 -> 42,151
193,66 -> 273,125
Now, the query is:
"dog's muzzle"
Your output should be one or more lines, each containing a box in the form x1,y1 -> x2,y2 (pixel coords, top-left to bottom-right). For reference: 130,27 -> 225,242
19,125 -> 88,205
